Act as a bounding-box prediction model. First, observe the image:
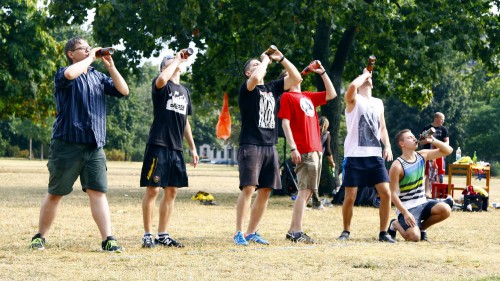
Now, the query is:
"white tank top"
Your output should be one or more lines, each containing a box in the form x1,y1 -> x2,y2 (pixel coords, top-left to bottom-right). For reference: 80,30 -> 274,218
344,95 -> 384,157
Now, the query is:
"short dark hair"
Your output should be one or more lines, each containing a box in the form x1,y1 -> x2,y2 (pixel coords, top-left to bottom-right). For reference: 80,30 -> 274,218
64,36 -> 85,65
277,70 -> 288,80
243,58 -> 258,78
395,129 -> 411,147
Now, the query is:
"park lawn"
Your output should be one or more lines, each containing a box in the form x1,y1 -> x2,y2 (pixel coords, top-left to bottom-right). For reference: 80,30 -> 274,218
0,159 -> 499,280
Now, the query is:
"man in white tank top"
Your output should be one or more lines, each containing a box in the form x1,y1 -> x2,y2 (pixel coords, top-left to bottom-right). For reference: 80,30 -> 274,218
338,68 -> 395,243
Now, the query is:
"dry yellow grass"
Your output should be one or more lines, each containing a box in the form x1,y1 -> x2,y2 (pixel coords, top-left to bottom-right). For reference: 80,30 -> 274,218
0,159 -> 499,280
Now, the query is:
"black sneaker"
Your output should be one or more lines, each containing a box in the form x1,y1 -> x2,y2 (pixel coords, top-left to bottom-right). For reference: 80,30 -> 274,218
420,231 -> 429,242
338,231 -> 350,241
142,234 -> 156,248
387,219 -> 397,240
285,231 -> 294,241
288,232 -> 315,244
102,236 -> 124,253
156,234 -> 185,248
379,232 -> 396,243
30,233 -> 45,250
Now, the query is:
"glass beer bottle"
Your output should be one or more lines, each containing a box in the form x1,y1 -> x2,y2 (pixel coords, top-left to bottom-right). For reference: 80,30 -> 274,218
265,45 -> 277,55
419,127 -> 436,142
367,55 -> 376,72
301,60 -> 322,76
96,47 -> 114,57
181,48 -> 194,59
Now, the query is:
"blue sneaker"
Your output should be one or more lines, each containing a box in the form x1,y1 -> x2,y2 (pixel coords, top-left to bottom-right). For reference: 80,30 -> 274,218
245,232 -> 269,245
233,231 -> 248,246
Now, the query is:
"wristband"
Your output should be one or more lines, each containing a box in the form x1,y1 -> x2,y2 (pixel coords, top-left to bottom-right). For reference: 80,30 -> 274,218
290,148 -> 296,152
278,56 -> 285,63
320,70 -> 326,75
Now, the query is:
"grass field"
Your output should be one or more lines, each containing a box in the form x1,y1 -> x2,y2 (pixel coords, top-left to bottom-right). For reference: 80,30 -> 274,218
0,159 -> 499,280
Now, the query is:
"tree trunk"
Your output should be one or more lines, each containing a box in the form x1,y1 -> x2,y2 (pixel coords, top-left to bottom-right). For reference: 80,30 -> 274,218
313,21 -> 358,186
41,143 -> 44,161
29,138 -> 33,160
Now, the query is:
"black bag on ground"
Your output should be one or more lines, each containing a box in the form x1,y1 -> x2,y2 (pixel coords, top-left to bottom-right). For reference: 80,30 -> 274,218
332,185 -> 380,208
463,194 -> 483,211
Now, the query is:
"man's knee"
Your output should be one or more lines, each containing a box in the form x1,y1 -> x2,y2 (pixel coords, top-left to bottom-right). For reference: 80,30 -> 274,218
405,229 -> 420,242
343,188 -> 357,205
375,183 -> 391,200
434,203 -> 451,219
241,186 -> 256,196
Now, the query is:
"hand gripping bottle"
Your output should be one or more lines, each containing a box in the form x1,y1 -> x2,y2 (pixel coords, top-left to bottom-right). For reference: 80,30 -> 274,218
419,127 -> 436,142
301,60 -> 322,76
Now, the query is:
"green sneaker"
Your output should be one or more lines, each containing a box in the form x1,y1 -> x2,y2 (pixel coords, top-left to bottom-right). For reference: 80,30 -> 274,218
30,234 -> 45,250
102,236 -> 124,253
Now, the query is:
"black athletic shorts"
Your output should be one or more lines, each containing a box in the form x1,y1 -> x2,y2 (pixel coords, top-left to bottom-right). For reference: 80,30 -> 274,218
237,144 -> 281,190
140,144 -> 188,188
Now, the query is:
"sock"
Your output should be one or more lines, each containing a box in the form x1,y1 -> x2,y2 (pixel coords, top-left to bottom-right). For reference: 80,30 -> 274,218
144,232 -> 153,237
158,232 -> 168,237
379,231 -> 388,236
389,222 -> 395,231
421,230 -> 427,234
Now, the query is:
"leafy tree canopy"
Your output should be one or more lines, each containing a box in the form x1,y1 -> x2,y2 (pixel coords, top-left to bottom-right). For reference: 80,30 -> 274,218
46,0 -> 499,107
0,0 -> 63,121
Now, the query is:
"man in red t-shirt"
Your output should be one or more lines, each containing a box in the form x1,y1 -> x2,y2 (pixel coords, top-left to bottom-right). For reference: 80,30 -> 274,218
278,62 -> 337,243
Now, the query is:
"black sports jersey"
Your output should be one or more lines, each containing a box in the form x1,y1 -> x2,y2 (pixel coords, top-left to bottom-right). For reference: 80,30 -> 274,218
146,79 -> 192,150
238,79 -> 284,145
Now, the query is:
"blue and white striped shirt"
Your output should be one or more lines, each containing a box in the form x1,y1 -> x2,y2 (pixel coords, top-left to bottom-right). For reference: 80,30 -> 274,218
52,66 -> 124,148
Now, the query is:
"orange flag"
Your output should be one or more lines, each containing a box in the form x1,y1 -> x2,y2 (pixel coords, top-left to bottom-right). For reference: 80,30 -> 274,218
216,92 -> 231,140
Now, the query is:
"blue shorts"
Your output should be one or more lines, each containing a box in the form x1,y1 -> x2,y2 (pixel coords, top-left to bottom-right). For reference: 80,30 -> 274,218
237,144 -> 281,190
140,145 -> 188,188
397,201 -> 438,231
343,157 -> 389,187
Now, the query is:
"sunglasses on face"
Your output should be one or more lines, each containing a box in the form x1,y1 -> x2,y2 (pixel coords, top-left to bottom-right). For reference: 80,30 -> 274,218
72,46 -> 91,52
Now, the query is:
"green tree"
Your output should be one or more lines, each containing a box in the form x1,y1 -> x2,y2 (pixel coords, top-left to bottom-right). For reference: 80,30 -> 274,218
9,116 -> 53,159
0,0 -> 63,121
105,62 -> 158,161
463,99 -> 500,163
47,0 -> 499,169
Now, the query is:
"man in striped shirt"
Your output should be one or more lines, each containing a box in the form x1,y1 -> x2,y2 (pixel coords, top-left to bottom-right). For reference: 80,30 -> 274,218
388,129 -> 453,242
30,37 -> 129,252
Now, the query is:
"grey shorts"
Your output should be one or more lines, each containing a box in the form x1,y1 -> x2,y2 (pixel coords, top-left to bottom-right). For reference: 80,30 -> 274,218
140,145 -> 188,188
47,139 -> 108,195
237,144 -> 281,190
397,201 -> 438,231
295,151 -> 322,191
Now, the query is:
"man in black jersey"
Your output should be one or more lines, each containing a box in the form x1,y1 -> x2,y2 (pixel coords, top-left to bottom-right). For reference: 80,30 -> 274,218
139,51 -> 199,248
234,47 -> 302,245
